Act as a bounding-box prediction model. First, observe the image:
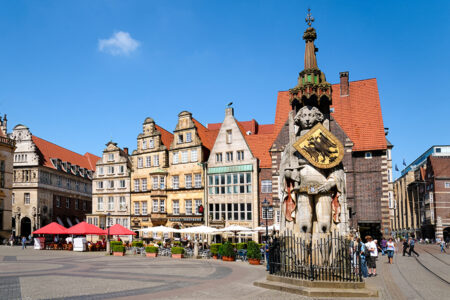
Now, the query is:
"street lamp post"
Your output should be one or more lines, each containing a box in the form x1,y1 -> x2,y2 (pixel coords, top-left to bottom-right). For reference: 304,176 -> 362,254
106,212 -> 111,254
262,198 -> 270,243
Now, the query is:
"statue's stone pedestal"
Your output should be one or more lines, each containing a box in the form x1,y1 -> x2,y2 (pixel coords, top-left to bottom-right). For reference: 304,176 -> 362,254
254,275 -> 379,298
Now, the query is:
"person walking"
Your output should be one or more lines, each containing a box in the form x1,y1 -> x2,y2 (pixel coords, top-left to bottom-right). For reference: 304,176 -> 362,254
402,238 -> 409,256
408,237 -> 419,257
381,238 -> 387,256
8,234 -> 14,246
440,240 -> 447,253
386,238 -> 395,264
21,236 -> 27,250
358,238 -> 368,278
365,236 -> 378,277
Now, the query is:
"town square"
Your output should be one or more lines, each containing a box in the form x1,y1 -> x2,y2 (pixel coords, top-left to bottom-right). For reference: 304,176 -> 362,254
0,1 -> 449,299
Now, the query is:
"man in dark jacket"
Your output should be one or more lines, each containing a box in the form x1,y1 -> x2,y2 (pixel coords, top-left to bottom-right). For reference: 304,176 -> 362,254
402,238 -> 409,256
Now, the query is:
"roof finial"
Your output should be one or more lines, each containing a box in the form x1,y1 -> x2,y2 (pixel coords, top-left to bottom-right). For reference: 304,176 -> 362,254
305,8 -> 314,27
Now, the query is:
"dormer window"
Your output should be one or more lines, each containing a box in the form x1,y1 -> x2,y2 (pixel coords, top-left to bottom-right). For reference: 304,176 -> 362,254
108,153 -> 114,161
149,139 -> 155,148
226,130 -> 232,144
365,152 -> 372,159
186,132 -> 192,143
178,134 -> 183,144
142,140 -> 147,150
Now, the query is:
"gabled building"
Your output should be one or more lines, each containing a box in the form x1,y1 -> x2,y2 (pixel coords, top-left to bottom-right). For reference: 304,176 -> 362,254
130,118 -> 173,235
11,124 -> 99,237
87,141 -> 132,230
165,111 -> 217,233
0,115 -> 15,239
270,28 -> 391,239
205,107 -> 275,240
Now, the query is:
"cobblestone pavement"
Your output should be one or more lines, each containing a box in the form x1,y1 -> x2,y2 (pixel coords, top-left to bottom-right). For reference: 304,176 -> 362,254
1,245 -> 448,299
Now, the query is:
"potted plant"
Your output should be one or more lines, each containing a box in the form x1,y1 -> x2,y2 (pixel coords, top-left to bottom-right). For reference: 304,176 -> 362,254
171,246 -> 185,259
112,244 -> 125,256
220,242 -> 236,261
247,241 -> 262,265
145,246 -> 159,257
210,243 -> 221,259
132,241 -> 144,248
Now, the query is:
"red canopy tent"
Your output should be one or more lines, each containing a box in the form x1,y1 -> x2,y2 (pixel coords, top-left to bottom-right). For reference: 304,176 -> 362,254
106,224 -> 136,236
66,222 -> 106,235
32,222 -> 67,235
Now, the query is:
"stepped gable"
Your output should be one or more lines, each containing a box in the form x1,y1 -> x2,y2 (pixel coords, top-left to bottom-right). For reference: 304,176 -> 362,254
429,156 -> 450,177
32,136 -> 100,171
192,118 -> 218,151
155,124 -> 173,149
273,78 -> 387,152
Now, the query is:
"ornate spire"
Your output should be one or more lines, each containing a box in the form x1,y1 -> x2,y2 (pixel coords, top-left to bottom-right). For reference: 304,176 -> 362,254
289,9 -> 332,114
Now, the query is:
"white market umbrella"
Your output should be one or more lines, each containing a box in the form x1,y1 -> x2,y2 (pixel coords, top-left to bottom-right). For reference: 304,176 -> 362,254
138,225 -> 180,233
178,225 -> 217,234
254,224 -> 280,232
218,225 -> 252,243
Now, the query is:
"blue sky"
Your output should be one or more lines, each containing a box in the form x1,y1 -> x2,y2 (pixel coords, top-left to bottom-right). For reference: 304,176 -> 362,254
1,1 -> 449,178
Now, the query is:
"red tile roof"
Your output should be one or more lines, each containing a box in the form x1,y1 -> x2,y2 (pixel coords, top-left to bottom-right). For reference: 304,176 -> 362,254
155,125 -> 174,149
193,118 -> 219,151
32,136 -> 100,171
429,156 -> 450,178
208,119 -> 274,136
273,78 -> 387,152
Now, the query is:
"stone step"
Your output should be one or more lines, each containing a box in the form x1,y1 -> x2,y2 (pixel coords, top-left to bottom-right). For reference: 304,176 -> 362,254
267,274 -> 366,289
254,279 -> 379,298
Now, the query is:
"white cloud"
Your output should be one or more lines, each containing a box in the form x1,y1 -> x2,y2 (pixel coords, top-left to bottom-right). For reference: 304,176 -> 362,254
98,31 -> 140,56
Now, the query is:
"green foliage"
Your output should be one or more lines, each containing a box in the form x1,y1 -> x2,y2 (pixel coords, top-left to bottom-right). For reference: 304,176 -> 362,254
145,246 -> 158,253
236,243 -> 247,250
112,244 -> 125,253
221,242 -> 236,258
173,241 -> 181,246
210,243 -> 222,255
247,241 -> 262,260
132,241 -> 144,247
171,246 -> 185,254
258,243 -> 264,249
157,241 -> 162,246
110,241 -> 122,248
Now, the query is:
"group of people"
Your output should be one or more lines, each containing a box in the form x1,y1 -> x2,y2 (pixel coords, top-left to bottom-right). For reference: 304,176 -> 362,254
402,236 -> 420,257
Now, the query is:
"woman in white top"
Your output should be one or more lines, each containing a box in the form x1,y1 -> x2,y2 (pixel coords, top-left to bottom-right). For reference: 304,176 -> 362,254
386,238 -> 395,264
365,235 -> 378,276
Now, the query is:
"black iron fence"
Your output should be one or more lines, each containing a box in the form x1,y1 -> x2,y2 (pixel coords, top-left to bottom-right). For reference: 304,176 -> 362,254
269,230 -> 362,282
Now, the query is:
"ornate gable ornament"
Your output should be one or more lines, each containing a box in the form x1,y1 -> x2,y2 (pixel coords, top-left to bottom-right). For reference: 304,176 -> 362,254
293,123 -> 344,169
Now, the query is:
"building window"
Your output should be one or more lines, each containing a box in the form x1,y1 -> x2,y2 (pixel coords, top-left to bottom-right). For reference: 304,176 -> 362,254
237,150 -> 244,161
96,197 -> 102,210
108,153 -> 114,161
365,152 -> 372,159
261,180 -> 272,193
226,152 -> 233,162
122,219 -> 128,228
181,151 -> 188,163
173,152 -> 179,164
160,200 -> 165,212
445,182 -> 450,188
388,169 -> 392,182
388,192 -> 394,209
276,210 -> 280,223
12,193 -> 15,204
387,149 -> 391,160
108,197 -> 114,210
108,180 -> 114,189
436,147 -> 441,153
119,180 -> 126,188
209,202 -> 251,221
173,200 -> 179,215
153,155 -> 159,166
153,199 -> 159,212
185,174 -> 192,189
56,196 -> 61,208
172,176 -> 179,189
75,199 -> 79,209
195,199 -> 202,214
108,166 -> 114,174
216,153 -> 222,162
66,198 -> 70,208
24,193 -> 30,205
97,181 -> 103,189
149,139 -> 155,148
194,173 -> 202,188
75,181 -> 80,191
134,179 -> 140,192
66,178 -> 70,189
119,165 -> 125,173
142,178 -> 147,192
137,157 -> 143,168
119,197 -> 126,210
178,134 -> 183,144
191,149 -> 198,162
134,202 -> 140,215
142,140 -> 147,150
186,132 -> 192,143
208,172 -> 252,195
185,200 -> 192,215
226,130 -> 232,144
152,177 -> 158,189
146,156 -> 151,167
142,202 -> 147,215
160,176 -> 165,189
98,167 -> 104,175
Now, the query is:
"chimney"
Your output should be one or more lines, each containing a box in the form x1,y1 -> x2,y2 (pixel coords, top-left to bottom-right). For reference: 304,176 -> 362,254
123,147 -> 129,155
339,72 -> 349,96
225,107 -> 234,116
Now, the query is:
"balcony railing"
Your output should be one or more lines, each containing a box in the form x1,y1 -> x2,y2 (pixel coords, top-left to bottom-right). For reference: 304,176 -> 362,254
0,136 -> 15,147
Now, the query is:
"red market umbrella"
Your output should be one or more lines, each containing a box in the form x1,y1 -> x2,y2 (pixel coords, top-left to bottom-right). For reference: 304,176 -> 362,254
32,222 -> 67,235
66,222 -> 106,235
106,224 -> 136,236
